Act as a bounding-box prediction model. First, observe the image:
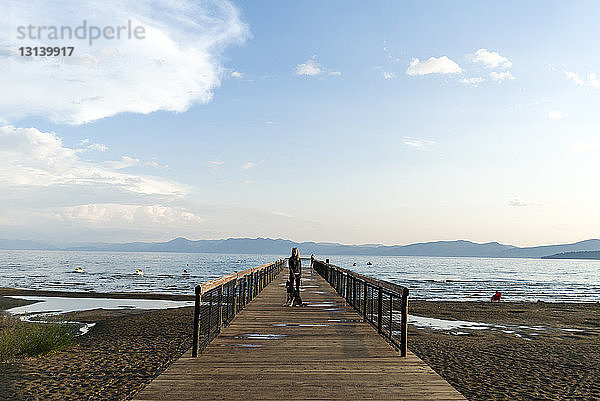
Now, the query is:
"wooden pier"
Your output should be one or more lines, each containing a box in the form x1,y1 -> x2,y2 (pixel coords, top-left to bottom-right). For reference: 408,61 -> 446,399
134,263 -> 466,400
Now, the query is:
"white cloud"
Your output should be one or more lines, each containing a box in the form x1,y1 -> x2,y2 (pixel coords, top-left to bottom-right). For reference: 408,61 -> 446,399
0,126 -> 327,242
564,71 -> 584,86
406,56 -> 462,76
403,137 -> 435,151
58,203 -> 202,226
104,155 -> 167,170
563,70 -> 600,88
509,199 -> 536,207
490,71 -> 515,82
295,58 -> 323,76
295,56 -> 340,77
243,180 -> 254,184
516,97 -> 550,109
588,73 -> 600,88
375,66 -> 395,79
383,45 -> 400,63
0,0 -> 249,125
0,125 -> 183,196
206,160 -> 224,170
271,211 -> 292,218
0,125 -> 203,241
568,141 -> 591,155
460,77 -> 484,85
241,160 -> 263,170
231,71 -> 243,78
471,49 -> 512,69
87,143 -> 108,152
548,111 -> 568,120
105,156 -> 142,169
78,139 -> 108,152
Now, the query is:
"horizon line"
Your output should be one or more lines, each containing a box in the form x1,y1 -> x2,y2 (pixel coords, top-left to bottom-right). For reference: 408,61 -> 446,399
3,236 -> 600,249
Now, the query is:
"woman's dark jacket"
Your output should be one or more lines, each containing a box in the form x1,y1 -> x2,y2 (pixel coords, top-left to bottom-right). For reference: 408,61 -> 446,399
289,257 -> 302,277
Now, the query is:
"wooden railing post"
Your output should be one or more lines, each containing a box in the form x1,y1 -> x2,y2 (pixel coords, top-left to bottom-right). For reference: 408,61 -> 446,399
400,288 -> 409,357
388,294 -> 393,340
207,289 -> 214,336
344,274 -> 348,301
218,285 -> 224,332
377,287 -> 383,334
247,272 -> 251,302
192,285 -> 201,357
353,277 -> 357,308
363,281 -> 368,321
232,275 -> 238,315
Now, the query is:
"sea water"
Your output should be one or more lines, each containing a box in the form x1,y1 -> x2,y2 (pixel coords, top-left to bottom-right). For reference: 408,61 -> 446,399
1,250 -> 599,302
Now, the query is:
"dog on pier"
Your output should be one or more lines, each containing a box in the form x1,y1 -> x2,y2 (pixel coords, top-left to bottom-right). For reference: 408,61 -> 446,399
285,279 -> 295,306
285,278 -> 303,306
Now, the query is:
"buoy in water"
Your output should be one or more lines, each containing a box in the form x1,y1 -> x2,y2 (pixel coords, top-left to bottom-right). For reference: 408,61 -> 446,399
366,262 -> 373,266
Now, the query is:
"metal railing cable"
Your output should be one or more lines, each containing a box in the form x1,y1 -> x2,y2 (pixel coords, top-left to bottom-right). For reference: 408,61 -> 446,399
191,259 -> 286,357
312,259 -> 409,357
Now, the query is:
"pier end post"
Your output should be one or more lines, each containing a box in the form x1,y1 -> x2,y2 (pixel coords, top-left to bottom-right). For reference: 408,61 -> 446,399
192,285 -> 202,357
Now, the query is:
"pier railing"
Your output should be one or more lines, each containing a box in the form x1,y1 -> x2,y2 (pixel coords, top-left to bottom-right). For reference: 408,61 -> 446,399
192,259 -> 286,356
312,259 -> 409,356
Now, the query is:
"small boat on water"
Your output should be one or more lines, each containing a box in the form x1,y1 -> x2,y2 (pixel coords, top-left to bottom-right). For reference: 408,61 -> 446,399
366,262 -> 373,266
135,269 -> 144,276
183,269 -> 190,276
74,267 -> 84,273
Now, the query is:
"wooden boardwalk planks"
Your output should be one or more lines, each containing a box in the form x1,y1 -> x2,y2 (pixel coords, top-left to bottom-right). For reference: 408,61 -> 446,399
134,266 -> 466,400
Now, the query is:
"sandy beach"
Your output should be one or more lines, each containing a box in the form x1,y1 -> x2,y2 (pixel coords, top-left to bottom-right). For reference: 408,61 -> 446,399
1,291 -> 599,400
409,301 -> 600,401
0,292 -> 194,401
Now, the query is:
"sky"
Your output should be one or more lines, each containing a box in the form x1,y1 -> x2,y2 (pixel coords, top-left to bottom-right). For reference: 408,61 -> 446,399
1,0 -> 599,246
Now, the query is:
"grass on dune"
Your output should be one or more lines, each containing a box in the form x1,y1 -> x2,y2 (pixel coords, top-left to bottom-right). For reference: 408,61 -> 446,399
0,313 -> 76,362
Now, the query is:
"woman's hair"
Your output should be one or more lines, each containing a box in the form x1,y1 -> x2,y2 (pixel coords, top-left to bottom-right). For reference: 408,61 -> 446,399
291,247 -> 299,258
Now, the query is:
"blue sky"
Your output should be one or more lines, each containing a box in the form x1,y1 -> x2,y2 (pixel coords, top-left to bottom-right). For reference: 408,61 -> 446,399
1,0 -> 599,246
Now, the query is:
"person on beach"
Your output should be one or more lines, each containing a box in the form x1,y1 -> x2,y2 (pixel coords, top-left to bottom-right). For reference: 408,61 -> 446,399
491,291 -> 502,302
289,248 -> 302,306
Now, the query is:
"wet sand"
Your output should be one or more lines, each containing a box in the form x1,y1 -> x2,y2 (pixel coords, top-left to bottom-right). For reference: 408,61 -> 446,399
1,292 -> 599,400
409,301 -> 600,401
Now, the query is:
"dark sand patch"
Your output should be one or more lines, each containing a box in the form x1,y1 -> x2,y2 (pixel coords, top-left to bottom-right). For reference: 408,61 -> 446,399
0,296 -> 38,312
409,301 -> 600,401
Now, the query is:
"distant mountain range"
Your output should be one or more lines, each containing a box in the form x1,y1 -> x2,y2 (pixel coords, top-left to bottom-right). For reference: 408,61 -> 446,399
2,237 -> 600,259
542,250 -> 600,260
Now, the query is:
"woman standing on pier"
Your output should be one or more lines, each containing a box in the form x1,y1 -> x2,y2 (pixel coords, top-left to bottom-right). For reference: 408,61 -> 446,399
289,248 -> 302,306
